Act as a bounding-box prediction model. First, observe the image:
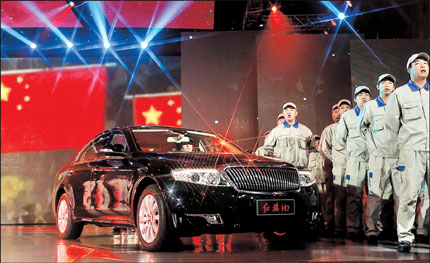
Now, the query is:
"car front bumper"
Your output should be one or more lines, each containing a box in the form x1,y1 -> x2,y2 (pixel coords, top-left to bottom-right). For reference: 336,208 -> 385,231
160,179 -> 320,236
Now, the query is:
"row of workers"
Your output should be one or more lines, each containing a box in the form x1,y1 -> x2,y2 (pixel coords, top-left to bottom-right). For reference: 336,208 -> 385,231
256,52 -> 429,252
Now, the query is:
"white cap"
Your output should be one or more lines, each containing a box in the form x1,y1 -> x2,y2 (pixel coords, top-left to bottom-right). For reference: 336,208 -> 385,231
377,73 -> 396,84
283,102 -> 297,110
337,99 -> 351,108
277,113 -> 285,120
354,86 -> 371,98
406,52 -> 429,70
332,103 -> 339,111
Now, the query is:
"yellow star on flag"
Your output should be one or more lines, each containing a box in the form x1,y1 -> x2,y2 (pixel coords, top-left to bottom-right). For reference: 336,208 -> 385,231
1,82 -> 12,102
167,99 -> 175,106
142,105 -> 163,125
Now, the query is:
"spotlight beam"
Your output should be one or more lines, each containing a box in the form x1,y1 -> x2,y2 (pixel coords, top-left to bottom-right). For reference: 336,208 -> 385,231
311,1 -> 411,26
87,1 -> 110,48
343,18 -> 387,69
1,22 -> 33,46
97,2 -> 148,92
105,1 -> 143,43
34,49 -> 53,67
309,19 -> 343,100
106,0 -> 124,41
321,1 -> 387,69
146,48 -> 180,89
1,50 -> 12,64
145,48 -> 219,137
115,49 -> 146,122
69,4 -> 104,41
144,1 -> 162,41
20,1 -> 72,48
145,1 -> 192,44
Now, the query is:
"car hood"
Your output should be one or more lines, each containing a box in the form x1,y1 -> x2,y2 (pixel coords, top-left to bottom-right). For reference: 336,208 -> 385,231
133,152 -> 295,171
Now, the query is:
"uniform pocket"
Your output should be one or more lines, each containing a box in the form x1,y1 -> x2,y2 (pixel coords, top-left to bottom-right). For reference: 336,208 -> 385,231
277,137 -> 288,147
308,159 -> 316,168
348,127 -> 361,138
373,116 -> 384,131
403,102 -> 422,120
298,136 -> 306,149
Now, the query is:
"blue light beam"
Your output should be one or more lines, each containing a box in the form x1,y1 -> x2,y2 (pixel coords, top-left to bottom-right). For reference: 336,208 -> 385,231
321,1 -> 387,69
87,1 -> 110,48
1,22 -> 34,47
20,1 -> 73,48
145,1 -> 192,44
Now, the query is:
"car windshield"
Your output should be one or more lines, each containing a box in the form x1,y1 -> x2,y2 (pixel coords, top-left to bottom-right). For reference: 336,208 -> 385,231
131,129 -> 244,154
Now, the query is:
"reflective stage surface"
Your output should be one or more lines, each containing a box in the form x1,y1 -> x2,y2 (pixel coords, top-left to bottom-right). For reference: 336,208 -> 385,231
1,225 -> 429,262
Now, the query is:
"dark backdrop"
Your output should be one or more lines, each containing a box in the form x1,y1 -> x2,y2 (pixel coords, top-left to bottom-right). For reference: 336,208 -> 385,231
350,39 -> 430,97
181,32 -> 259,151
182,32 -> 353,149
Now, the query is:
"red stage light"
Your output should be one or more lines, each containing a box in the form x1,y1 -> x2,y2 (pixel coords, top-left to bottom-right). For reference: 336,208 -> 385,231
331,20 -> 337,26
271,6 -> 277,13
324,31 -> 328,35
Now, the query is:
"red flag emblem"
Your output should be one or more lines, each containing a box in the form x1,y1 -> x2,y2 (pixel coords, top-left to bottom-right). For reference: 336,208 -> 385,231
1,66 -> 106,153
133,92 -> 182,127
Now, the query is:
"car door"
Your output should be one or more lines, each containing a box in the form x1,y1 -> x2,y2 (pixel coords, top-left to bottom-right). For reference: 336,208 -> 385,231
90,131 -> 135,221
68,134 -> 109,219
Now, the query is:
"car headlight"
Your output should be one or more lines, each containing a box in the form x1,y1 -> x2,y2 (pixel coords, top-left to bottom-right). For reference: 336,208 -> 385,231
298,170 -> 316,187
171,169 -> 231,187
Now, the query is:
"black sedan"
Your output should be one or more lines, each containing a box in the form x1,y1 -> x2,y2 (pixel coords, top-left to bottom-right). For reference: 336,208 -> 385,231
52,126 -> 320,251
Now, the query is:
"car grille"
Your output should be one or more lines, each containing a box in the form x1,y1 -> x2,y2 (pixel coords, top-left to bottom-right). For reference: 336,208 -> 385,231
223,166 -> 300,192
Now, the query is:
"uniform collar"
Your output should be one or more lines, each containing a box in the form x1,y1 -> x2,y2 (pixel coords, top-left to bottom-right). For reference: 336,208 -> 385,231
376,96 -> 386,107
284,120 -> 299,128
313,149 -> 318,153
354,105 -> 361,116
408,80 -> 430,91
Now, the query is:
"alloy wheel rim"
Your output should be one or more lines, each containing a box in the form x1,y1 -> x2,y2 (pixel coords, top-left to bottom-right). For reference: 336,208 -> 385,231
138,194 -> 160,243
57,199 -> 69,233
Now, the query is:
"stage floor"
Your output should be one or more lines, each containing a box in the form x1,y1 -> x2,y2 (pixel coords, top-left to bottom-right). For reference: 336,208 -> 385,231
1,225 -> 429,262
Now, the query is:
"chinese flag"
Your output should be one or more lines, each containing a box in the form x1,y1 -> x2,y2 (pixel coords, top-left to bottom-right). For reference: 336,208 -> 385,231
134,92 -> 182,127
1,66 -> 106,153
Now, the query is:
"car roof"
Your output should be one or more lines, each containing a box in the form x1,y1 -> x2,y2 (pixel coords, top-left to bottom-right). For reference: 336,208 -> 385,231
101,125 -> 215,136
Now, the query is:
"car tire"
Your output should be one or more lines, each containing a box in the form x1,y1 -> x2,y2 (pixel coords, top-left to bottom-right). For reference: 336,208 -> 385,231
136,184 -> 173,251
56,193 -> 83,239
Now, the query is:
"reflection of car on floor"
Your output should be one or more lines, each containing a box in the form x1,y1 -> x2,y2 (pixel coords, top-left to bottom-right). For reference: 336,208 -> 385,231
52,126 -> 320,251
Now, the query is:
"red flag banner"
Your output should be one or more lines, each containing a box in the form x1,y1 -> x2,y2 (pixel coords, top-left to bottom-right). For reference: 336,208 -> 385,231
133,92 -> 182,127
1,66 -> 106,153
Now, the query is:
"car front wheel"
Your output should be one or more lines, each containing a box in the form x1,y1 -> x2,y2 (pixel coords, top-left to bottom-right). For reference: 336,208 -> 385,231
136,185 -> 173,251
56,193 -> 83,239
